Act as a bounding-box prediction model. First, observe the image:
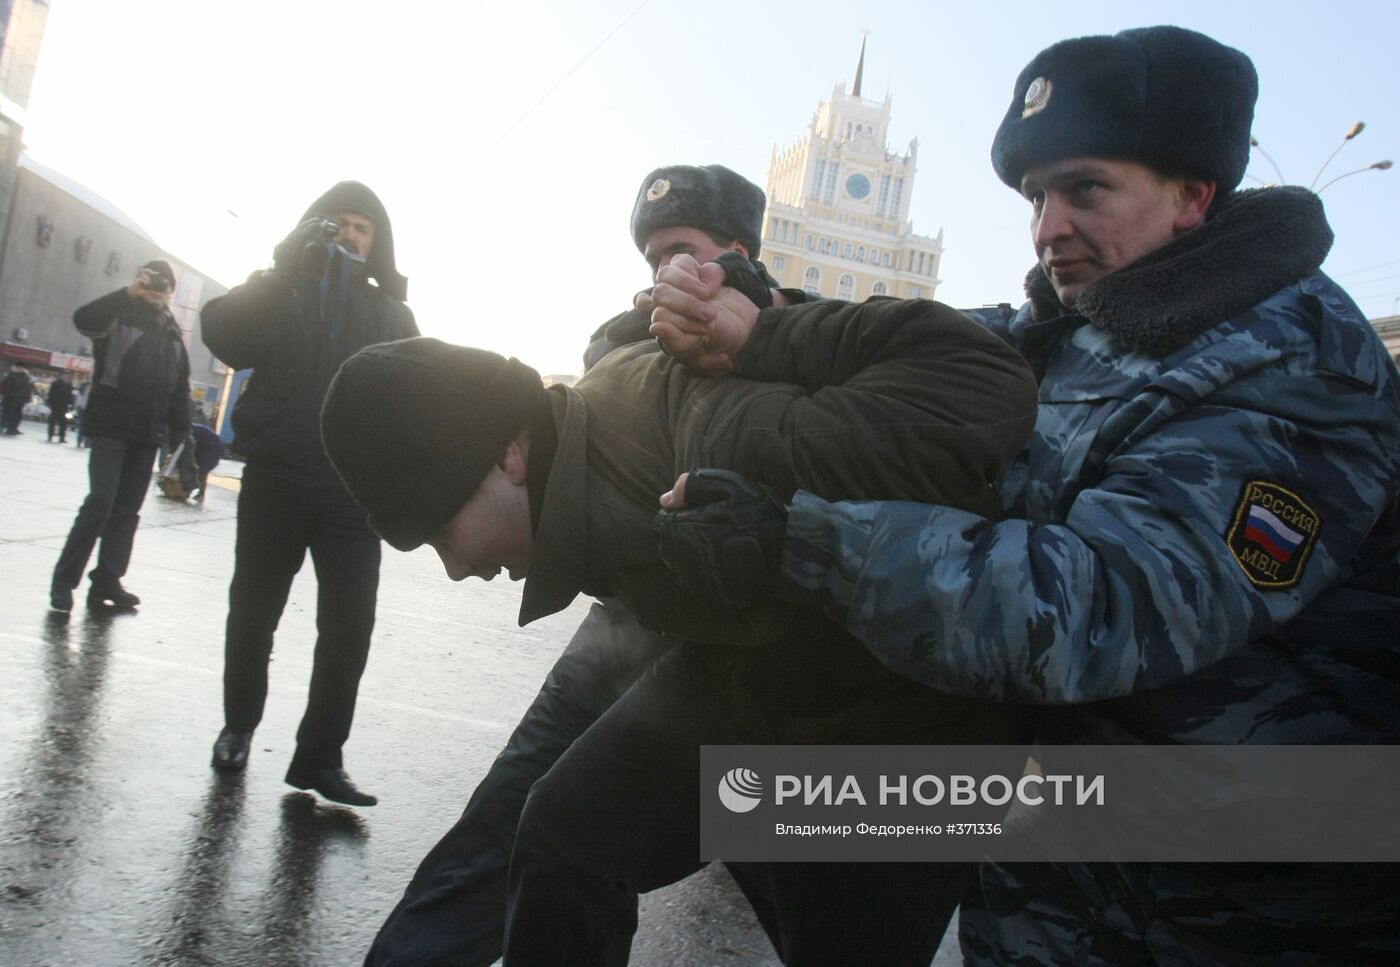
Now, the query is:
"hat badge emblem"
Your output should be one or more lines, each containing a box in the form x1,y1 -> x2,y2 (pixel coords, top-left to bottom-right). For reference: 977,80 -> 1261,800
646,178 -> 672,202
1022,76 -> 1053,118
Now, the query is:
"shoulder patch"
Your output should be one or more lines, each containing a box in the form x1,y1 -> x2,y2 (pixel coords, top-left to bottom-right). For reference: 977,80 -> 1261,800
1226,480 -> 1321,589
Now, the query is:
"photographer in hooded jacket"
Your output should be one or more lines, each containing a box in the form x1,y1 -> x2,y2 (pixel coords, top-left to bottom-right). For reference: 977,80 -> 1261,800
201,182 -> 417,807
50,260 -> 191,613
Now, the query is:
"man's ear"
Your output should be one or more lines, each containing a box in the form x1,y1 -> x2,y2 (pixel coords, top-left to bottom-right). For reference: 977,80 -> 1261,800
1173,179 -> 1218,233
732,241 -> 750,259
499,432 -> 530,485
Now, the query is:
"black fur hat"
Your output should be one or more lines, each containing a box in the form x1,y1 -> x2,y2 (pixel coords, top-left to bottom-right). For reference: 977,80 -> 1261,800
320,338 -> 544,552
991,26 -> 1257,191
630,164 -> 766,259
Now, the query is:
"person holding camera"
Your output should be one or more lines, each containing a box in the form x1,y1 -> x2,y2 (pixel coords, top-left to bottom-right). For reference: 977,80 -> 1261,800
201,182 -> 417,806
50,260 -> 191,612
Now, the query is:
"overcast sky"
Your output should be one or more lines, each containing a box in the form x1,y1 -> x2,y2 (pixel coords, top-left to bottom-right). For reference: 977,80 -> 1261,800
22,0 -> 1400,375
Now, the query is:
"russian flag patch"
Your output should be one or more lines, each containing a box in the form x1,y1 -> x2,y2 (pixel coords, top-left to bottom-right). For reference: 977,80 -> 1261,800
1227,481 -> 1321,589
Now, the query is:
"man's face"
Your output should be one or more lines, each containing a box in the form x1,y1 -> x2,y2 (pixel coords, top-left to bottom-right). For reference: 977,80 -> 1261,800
331,210 -> 376,258
643,227 -> 745,281
1021,157 -> 1209,306
427,465 -> 532,583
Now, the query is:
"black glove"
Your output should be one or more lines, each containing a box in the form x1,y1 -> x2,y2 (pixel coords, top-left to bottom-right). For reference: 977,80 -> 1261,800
711,252 -> 774,309
655,468 -> 788,616
272,216 -> 337,277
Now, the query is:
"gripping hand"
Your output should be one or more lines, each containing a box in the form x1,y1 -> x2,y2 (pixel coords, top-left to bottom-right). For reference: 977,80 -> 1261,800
710,251 -> 774,309
655,469 -> 787,616
272,217 -> 335,277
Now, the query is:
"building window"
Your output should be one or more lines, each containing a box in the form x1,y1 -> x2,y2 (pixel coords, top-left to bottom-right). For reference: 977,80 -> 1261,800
837,274 -> 855,300
805,234 -> 814,250
772,256 -> 785,272
856,246 -> 865,262
877,174 -> 890,215
873,282 -> 887,295
882,252 -> 891,267
909,286 -> 922,299
843,243 -> 853,259
825,163 -> 840,203
812,160 -> 825,200
818,239 -> 828,254
804,266 -> 821,295
891,177 -> 904,215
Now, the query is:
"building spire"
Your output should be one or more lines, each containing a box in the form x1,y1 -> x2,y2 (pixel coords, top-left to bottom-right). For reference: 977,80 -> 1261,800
852,31 -> 869,98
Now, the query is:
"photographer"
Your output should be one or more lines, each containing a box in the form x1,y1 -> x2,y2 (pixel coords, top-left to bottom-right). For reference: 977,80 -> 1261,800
50,260 -> 191,612
201,182 -> 417,806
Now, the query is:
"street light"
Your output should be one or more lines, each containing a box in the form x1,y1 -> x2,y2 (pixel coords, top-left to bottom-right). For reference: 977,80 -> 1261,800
1309,121 -> 1366,190
1316,159 -> 1394,194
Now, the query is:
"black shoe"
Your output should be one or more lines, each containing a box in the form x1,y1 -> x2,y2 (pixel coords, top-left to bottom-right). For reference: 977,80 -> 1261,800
284,763 -> 378,807
211,728 -> 253,771
49,586 -> 73,613
88,583 -> 140,608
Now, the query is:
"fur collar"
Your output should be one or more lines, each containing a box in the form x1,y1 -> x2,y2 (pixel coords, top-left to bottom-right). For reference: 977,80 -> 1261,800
1025,186 -> 1334,356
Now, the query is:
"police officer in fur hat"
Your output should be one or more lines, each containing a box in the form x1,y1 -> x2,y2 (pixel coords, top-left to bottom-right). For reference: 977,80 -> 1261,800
583,163 -> 806,369
650,25 -> 1400,963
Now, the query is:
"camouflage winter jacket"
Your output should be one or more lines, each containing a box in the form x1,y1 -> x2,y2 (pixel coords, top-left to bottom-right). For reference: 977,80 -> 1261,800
778,186 -> 1400,745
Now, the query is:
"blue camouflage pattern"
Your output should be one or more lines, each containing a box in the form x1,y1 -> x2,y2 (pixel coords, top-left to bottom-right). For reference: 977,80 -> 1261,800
779,271 -> 1400,963
784,273 -> 1400,742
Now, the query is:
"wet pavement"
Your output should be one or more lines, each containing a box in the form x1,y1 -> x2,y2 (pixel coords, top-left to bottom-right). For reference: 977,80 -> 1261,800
0,426 -> 958,966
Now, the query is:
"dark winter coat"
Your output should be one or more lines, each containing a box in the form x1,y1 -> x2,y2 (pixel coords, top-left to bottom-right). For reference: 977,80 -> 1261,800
521,296 -> 1039,641
73,290 -> 191,446
2,368 -> 31,403
46,378 -> 74,414
202,183 -> 417,485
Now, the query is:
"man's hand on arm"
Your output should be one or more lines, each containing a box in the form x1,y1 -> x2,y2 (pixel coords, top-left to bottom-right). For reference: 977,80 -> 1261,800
649,254 -> 763,374
655,469 -> 788,616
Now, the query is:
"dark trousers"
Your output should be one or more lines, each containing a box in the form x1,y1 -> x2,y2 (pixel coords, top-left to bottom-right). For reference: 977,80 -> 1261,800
52,435 -> 157,590
367,600 -> 1026,967
501,635 -> 1027,967
47,411 -> 67,441
366,602 -> 674,967
222,467 -> 381,769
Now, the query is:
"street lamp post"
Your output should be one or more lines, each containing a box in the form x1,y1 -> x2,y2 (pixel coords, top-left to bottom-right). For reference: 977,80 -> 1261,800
1316,159 -> 1394,194
1309,121 -> 1367,190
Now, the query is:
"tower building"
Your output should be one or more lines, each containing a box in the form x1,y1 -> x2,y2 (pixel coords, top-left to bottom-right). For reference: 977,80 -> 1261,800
761,38 -> 943,301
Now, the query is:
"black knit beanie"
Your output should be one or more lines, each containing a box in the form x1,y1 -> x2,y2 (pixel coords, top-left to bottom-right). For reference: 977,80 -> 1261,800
630,164 -> 766,258
991,26 -> 1257,191
143,259 -> 175,283
321,337 -> 545,552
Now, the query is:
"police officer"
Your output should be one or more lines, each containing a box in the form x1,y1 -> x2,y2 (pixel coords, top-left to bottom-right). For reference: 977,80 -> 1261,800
653,25 -> 1400,964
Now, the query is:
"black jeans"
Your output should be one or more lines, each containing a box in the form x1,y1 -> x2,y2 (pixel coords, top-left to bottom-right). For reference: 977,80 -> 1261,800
366,601 -> 674,967
47,411 -> 67,441
367,601 -> 1026,967
221,467 -> 381,769
52,435 -> 157,590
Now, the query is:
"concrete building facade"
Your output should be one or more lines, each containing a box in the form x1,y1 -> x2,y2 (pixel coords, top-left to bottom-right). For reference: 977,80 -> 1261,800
0,155 -> 228,403
0,0 -> 50,253
760,39 -> 943,302
1372,314 -> 1400,368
